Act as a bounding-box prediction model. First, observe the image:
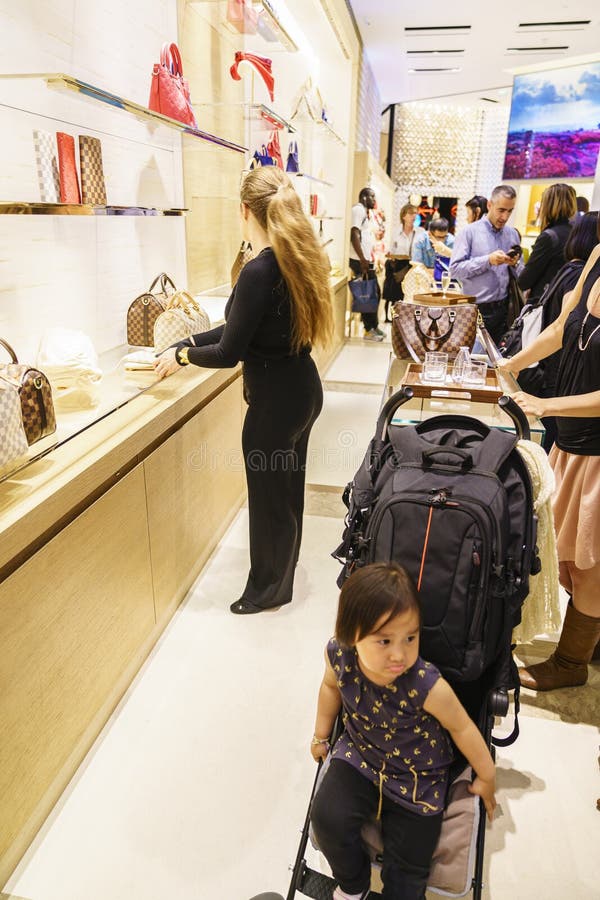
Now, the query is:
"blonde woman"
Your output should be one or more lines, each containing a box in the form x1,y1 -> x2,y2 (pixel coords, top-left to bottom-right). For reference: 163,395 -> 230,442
518,183 -> 577,302
155,167 -> 333,614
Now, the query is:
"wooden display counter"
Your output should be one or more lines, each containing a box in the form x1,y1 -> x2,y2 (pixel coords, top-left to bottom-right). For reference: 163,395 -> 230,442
0,365 -> 245,886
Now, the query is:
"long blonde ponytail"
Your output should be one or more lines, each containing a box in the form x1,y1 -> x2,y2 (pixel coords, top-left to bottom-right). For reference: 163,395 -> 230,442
240,167 -> 333,353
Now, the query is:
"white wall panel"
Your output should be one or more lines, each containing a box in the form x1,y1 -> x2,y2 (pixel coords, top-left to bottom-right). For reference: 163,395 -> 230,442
0,0 -> 185,364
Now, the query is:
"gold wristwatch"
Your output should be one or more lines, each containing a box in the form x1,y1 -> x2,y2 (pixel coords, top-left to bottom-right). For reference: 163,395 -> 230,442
177,346 -> 190,366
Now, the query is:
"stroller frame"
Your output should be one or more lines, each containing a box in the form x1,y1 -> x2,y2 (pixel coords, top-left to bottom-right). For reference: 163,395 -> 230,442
255,391 -> 531,900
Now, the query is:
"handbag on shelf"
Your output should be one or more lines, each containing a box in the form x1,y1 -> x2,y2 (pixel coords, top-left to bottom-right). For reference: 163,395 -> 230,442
78,135 -> 107,205
226,0 -> 258,34
56,132 -> 81,204
285,140 -> 299,173
349,274 -> 379,314
33,129 -> 60,203
231,240 -> 254,287
148,42 -> 197,128
37,328 -> 103,409
154,291 -> 210,351
266,130 -> 283,169
230,51 -> 275,103
0,379 -> 29,477
0,338 -> 56,445
400,263 -> 433,302
250,145 -> 276,168
391,302 -> 478,362
127,272 -> 178,347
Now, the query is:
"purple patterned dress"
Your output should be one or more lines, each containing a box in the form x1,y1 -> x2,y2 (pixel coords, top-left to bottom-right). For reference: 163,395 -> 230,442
327,639 -> 453,816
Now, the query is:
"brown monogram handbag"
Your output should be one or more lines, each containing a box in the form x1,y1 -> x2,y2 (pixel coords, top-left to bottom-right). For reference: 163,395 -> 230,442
231,241 -> 253,288
391,302 -> 479,362
127,273 -> 177,347
0,338 -> 56,445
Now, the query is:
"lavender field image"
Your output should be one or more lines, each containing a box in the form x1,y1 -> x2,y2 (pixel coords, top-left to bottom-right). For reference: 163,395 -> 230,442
503,62 -> 600,181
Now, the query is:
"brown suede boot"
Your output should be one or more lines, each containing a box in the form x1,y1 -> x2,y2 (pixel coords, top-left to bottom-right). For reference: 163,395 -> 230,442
519,601 -> 600,691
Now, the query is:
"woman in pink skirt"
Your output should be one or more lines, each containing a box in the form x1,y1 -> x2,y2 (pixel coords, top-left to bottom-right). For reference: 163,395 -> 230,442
499,235 -> 600,691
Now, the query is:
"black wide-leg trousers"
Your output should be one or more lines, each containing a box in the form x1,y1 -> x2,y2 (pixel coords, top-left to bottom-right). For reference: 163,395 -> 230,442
240,355 -> 323,609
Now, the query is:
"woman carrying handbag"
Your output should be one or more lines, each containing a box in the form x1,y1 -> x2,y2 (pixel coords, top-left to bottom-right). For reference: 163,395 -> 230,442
155,167 -> 333,614
383,203 -> 424,320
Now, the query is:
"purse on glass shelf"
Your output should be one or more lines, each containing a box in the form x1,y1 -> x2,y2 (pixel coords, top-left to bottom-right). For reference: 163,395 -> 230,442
127,272 -> 178,347
56,132 -> 81,203
250,145 -> 276,169
79,135 -> 107,205
266,130 -> 283,169
226,0 -> 258,33
0,379 -> 29,477
391,302 -> 478,362
285,140 -> 299,173
148,42 -> 197,128
33,129 -> 61,203
231,241 -> 254,287
0,338 -> 56,445
154,291 -> 210,351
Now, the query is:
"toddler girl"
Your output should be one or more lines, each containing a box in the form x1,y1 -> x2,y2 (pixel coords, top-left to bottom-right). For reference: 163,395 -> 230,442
310,562 -> 496,900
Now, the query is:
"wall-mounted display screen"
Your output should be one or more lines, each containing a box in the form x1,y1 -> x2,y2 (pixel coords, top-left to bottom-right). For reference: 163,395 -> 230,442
503,61 -> 600,180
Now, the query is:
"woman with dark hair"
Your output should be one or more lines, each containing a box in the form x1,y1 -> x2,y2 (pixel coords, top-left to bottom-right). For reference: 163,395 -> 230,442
518,183 -> 577,302
465,194 -> 487,223
518,212 -> 599,450
499,219 -> 600,691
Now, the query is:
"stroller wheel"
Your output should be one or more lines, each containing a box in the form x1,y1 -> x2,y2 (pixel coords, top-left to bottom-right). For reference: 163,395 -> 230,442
248,894 -> 285,899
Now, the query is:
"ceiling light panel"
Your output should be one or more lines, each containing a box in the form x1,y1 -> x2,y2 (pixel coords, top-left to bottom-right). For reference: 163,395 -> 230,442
404,25 -> 471,36
517,20 -> 591,32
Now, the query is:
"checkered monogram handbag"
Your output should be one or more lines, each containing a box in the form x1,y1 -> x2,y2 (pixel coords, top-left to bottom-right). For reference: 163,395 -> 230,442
127,273 -> 178,347
0,379 -> 28,476
391,303 -> 478,361
33,129 -> 61,203
0,339 -> 57,445
154,291 -> 210,351
79,135 -> 107,205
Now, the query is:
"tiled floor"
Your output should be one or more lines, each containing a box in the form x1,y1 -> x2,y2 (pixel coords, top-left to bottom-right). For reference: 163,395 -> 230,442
4,343 -> 600,900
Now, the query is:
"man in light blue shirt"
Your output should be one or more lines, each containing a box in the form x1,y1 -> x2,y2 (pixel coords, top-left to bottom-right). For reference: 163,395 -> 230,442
412,218 -> 455,274
450,185 -> 523,344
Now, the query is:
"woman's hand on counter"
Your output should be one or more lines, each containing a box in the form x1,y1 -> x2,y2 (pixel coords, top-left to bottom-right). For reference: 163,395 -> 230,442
154,347 -> 180,379
497,357 -> 521,377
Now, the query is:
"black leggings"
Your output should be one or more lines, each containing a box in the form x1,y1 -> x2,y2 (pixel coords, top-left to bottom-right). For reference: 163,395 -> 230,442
311,760 -> 443,899
240,355 -> 323,609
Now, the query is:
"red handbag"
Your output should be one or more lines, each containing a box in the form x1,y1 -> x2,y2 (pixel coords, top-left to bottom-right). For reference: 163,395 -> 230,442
148,42 -> 197,128
230,51 -> 275,102
266,130 -> 283,168
226,0 -> 258,34
56,132 -> 81,203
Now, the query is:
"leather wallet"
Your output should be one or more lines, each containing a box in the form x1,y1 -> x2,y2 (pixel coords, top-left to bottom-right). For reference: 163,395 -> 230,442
33,129 -> 60,202
56,132 -> 81,203
79,135 -> 107,205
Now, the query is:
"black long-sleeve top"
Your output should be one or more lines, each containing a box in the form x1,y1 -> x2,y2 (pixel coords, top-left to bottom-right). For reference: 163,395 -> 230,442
518,220 -> 571,301
176,247 -> 309,367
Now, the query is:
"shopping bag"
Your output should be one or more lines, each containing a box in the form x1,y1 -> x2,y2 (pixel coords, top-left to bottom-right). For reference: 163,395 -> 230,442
349,274 -> 379,314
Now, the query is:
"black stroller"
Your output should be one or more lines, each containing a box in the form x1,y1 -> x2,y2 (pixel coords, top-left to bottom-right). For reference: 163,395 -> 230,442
254,387 -> 538,900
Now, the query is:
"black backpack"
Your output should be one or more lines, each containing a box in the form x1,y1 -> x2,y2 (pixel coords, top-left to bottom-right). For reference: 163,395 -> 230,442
333,389 -> 540,684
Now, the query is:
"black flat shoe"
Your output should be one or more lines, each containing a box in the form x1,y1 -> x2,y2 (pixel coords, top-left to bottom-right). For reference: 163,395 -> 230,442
229,598 -> 282,615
